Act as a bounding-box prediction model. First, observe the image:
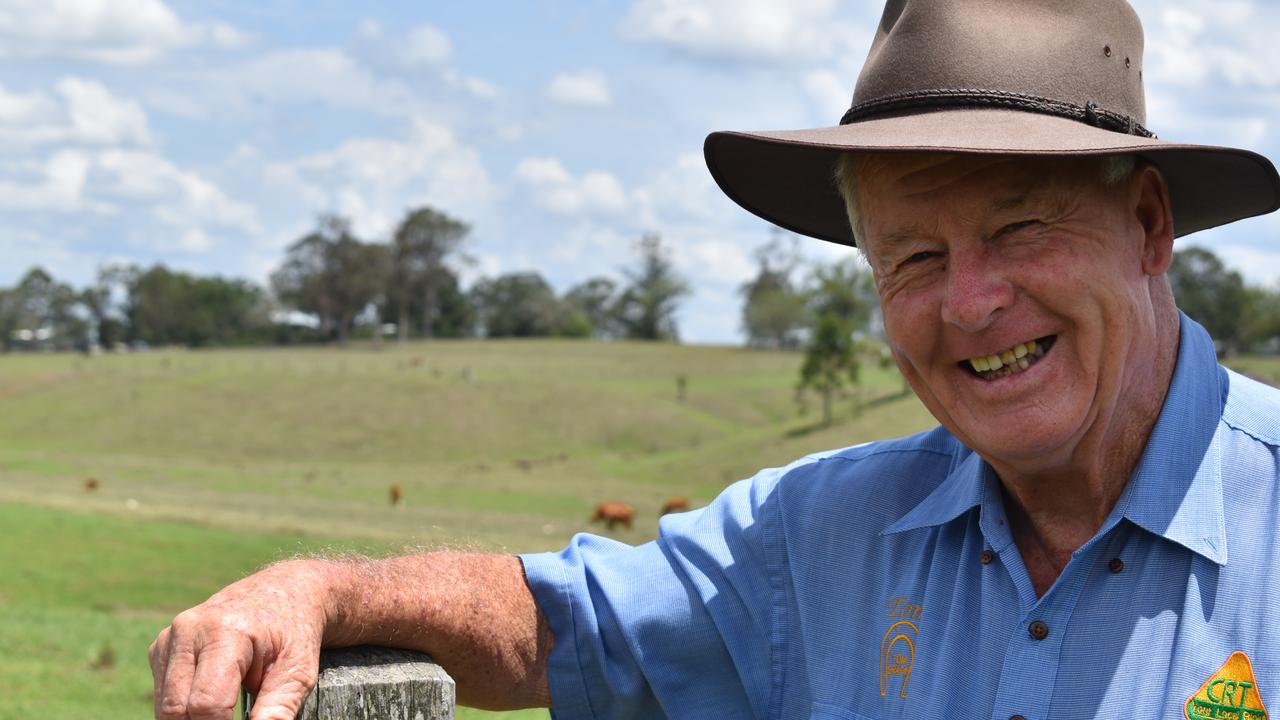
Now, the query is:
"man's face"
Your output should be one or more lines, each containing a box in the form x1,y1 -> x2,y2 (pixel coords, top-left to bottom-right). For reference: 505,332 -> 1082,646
858,154 -> 1170,472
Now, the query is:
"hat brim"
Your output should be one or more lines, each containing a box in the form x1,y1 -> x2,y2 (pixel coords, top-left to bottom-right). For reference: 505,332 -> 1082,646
704,108 -> 1280,245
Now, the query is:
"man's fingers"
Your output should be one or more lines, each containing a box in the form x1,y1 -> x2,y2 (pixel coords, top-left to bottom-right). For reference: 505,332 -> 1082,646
185,635 -> 255,720
156,625 -> 199,720
246,657 -> 317,720
149,629 -> 171,719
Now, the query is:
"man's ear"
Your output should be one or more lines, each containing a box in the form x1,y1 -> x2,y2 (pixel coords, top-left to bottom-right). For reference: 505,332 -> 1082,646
1133,162 -> 1175,276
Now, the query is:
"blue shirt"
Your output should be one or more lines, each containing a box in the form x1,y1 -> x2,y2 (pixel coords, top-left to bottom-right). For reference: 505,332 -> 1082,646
520,314 -> 1280,720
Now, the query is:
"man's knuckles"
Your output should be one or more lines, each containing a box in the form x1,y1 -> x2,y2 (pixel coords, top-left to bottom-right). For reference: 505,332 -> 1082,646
184,686 -> 237,719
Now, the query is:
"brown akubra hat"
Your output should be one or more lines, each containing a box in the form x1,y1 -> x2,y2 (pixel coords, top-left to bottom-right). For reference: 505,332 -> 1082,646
704,0 -> 1280,247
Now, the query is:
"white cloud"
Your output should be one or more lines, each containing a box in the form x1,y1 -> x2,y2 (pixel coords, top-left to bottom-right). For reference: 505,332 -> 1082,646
266,118 -> 493,238
547,69 -> 611,107
619,0 -> 862,64
0,150 -> 93,211
632,152 -> 736,228
237,49 -> 415,113
802,69 -> 851,121
0,0 -> 248,65
516,157 -> 573,185
515,156 -> 629,215
179,228 -> 213,253
402,24 -> 454,67
56,77 -> 153,145
95,149 -> 260,235
350,21 -> 499,102
1215,243 -> 1280,288
1138,1 -> 1280,90
0,78 -> 152,147
356,20 -> 452,68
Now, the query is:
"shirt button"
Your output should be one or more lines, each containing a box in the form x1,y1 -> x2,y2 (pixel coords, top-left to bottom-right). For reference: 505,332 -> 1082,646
1028,620 -> 1049,641
1010,715 -> 1027,720
980,549 -> 994,565
1108,557 -> 1124,573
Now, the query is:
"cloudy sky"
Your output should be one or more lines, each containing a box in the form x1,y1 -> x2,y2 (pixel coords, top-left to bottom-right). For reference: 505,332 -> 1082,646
3,0 -> 1279,343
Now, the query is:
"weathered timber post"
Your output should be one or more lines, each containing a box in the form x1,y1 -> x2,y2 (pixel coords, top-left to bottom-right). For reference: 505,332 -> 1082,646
242,646 -> 455,720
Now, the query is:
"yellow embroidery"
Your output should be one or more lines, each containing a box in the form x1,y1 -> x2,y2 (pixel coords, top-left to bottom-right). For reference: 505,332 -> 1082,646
1186,651 -> 1268,720
879,597 -> 923,699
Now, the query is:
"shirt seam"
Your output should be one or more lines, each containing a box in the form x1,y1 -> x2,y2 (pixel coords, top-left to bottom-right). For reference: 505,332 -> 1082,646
765,476 -> 790,720
556,553 -> 600,720
1219,415 -> 1280,450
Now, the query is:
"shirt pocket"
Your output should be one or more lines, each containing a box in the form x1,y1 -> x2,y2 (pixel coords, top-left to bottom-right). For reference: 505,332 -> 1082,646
810,701 -> 880,720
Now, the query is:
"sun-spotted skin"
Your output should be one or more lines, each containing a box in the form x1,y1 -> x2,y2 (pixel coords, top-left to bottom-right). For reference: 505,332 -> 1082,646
853,153 -> 1180,493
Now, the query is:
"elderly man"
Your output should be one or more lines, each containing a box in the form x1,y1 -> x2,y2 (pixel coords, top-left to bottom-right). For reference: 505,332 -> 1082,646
151,1 -> 1280,719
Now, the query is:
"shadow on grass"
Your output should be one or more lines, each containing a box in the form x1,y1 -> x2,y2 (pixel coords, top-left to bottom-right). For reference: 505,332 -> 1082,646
784,389 -> 914,439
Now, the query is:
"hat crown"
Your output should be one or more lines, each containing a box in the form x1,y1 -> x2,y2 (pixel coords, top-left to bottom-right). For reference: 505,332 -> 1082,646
852,0 -> 1146,128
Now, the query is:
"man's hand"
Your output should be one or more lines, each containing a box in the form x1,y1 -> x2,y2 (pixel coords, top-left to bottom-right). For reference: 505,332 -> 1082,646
148,552 -> 552,718
149,560 -> 335,720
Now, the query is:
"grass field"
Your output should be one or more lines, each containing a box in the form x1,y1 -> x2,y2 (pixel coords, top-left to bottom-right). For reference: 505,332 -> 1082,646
5,340 -> 1275,718
0,339 -> 935,719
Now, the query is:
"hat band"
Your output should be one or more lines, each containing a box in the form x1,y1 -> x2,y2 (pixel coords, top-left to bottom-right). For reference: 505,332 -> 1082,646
840,88 -> 1155,139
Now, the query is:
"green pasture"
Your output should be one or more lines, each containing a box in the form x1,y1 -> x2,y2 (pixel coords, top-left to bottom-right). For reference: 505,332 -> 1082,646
0,339 -> 932,718
7,341 -> 1272,717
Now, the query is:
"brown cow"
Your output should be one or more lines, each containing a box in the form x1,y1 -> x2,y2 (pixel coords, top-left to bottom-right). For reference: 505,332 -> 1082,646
659,496 -> 690,516
389,483 -> 403,507
590,501 -> 634,531
83,478 -> 100,492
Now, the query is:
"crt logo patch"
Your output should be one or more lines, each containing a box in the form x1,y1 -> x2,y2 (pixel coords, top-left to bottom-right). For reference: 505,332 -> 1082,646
1185,651 -> 1268,720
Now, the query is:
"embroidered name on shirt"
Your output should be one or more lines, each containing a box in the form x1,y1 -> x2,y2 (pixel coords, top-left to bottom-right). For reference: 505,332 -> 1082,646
1185,651 -> 1268,720
880,597 -> 923,699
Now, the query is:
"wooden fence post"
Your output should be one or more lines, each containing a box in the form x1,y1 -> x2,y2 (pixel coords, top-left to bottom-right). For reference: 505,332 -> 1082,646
242,646 -> 455,720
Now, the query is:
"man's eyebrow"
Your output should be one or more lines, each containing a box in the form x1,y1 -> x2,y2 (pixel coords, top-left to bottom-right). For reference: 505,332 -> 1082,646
990,191 -> 1033,213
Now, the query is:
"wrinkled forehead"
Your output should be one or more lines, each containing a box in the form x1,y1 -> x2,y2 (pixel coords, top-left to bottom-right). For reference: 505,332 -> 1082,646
857,153 -> 1103,202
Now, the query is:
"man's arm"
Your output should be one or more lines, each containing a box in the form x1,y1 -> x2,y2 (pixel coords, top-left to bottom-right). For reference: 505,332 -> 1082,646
148,553 -> 553,720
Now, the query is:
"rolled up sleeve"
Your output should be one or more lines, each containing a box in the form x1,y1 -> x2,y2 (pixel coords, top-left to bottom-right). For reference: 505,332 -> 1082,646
520,466 -> 791,720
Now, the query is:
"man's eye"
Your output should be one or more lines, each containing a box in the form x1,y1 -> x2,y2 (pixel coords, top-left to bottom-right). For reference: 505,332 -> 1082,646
1000,220 -> 1041,236
904,251 -> 940,265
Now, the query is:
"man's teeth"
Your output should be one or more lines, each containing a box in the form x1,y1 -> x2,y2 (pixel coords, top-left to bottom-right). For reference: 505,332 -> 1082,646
968,340 -> 1044,377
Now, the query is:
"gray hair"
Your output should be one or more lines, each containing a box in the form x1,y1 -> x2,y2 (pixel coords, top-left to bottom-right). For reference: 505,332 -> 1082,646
833,153 -> 1137,247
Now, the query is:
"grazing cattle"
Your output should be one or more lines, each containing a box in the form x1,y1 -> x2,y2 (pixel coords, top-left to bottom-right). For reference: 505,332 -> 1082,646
389,483 -> 402,507
83,478 -> 100,492
659,497 -> 690,516
590,501 -> 634,531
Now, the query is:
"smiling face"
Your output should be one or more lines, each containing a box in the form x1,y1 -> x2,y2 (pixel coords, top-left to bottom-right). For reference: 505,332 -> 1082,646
856,153 -> 1178,474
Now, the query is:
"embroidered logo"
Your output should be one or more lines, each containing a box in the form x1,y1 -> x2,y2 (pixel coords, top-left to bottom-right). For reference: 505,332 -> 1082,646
879,596 -> 922,699
1185,651 -> 1268,720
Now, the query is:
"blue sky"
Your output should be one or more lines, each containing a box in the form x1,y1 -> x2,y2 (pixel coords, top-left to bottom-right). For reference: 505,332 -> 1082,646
2,0 -> 1278,343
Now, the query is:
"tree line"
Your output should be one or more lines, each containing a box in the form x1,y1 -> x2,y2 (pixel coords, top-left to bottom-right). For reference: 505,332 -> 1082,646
0,205 -> 1276,361
0,206 -> 692,351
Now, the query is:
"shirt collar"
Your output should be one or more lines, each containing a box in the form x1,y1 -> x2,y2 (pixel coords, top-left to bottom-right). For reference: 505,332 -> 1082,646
882,312 -> 1228,565
1112,312 -> 1227,564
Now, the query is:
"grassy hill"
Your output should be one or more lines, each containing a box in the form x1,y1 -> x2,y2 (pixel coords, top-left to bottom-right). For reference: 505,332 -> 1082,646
0,339 -> 934,719
10,341 -> 1272,718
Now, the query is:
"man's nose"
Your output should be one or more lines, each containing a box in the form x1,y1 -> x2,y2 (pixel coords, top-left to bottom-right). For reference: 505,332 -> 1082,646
940,249 -> 1014,332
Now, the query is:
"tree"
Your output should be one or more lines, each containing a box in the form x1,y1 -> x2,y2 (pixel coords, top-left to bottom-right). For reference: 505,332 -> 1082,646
1168,246 -> 1247,355
126,265 -> 270,347
81,265 -> 133,349
391,207 -> 469,342
271,216 -> 389,345
562,277 -> 619,339
0,267 -> 84,350
1241,285 -> 1280,353
613,233 -> 690,341
796,312 -> 859,426
806,257 -> 879,336
741,233 -> 806,349
470,272 -> 561,337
